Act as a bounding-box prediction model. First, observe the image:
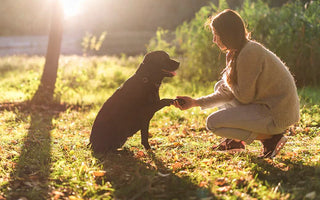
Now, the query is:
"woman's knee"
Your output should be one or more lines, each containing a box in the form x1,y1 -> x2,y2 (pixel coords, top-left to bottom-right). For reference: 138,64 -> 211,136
206,113 -> 221,131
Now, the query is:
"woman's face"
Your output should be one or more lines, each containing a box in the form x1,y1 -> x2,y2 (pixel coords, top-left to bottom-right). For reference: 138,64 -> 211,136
212,29 -> 227,51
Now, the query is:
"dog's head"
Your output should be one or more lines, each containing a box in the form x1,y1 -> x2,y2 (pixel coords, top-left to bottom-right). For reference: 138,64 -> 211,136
136,51 -> 180,79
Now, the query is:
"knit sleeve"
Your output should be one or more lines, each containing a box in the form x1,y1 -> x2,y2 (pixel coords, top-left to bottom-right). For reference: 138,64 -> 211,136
230,44 -> 263,104
196,80 -> 234,109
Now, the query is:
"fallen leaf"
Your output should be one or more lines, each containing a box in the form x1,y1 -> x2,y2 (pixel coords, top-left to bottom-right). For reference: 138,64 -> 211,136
11,140 -> 18,144
149,139 -> 162,146
52,191 -> 64,200
199,181 -> 208,188
214,177 -> 228,186
277,163 -> 286,168
216,186 -> 231,193
135,151 -> 145,158
201,159 -> 212,166
172,162 -> 183,171
130,147 -> 139,151
172,142 -> 183,147
168,135 -> 176,142
92,170 -> 106,177
304,127 -> 310,133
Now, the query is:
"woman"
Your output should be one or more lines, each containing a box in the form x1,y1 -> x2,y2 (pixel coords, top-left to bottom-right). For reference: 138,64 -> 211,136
174,9 -> 300,158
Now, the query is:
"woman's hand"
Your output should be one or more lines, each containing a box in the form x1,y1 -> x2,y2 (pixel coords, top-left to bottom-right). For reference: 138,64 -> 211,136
173,96 -> 199,110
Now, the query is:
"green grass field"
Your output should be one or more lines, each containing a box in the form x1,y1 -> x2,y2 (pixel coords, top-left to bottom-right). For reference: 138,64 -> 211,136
0,56 -> 319,200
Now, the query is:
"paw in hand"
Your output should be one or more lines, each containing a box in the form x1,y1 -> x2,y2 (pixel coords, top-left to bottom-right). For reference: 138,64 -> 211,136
174,98 -> 186,106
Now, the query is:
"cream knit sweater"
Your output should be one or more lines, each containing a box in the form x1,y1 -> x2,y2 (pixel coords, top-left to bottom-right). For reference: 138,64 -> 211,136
197,40 -> 300,128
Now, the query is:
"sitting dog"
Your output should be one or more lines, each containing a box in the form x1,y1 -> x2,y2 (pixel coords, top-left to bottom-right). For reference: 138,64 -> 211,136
89,51 -> 180,154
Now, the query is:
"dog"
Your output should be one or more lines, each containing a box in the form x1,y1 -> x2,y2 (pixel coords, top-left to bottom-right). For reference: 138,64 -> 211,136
89,51 -> 180,154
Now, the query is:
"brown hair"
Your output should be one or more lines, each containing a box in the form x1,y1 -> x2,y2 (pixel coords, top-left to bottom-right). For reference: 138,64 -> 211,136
209,9 -> 250,86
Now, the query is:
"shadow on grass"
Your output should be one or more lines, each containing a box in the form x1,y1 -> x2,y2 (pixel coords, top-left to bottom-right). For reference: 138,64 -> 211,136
99,149 -> 213,200
249,155 -> 320,199
0,101 -> 92,199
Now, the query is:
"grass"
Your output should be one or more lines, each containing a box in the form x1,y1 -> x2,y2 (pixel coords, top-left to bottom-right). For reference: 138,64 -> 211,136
0,55 -> 319,200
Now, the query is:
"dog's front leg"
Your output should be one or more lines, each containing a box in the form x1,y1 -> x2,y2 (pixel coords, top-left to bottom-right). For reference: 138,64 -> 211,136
156,98 -> 174,111
141,120 -> 151,150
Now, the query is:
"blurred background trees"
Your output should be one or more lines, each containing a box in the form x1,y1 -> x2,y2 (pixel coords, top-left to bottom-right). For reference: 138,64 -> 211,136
148,0 -> 320,87
1,0 -> 307,36
0,0 -> 213,35
0,0 -> 318,86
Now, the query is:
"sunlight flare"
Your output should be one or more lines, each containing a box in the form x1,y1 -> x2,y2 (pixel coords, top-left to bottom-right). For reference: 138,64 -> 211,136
60,0 -> 85,18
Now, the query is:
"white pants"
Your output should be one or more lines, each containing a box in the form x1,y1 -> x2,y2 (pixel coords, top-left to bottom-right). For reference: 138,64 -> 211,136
206,81 -> 285,144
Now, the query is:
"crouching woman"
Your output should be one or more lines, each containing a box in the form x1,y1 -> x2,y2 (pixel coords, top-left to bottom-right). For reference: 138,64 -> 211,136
174,9 -> 300,158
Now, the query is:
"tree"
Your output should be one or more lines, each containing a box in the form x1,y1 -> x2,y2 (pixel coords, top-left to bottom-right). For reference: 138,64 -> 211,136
32,0 -> 64,104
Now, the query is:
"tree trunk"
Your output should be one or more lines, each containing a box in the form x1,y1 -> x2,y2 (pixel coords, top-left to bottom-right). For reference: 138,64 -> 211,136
32,0 -> 64,104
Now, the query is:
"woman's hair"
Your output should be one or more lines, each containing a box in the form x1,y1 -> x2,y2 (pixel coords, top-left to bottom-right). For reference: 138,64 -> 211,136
209,9 -> 250,86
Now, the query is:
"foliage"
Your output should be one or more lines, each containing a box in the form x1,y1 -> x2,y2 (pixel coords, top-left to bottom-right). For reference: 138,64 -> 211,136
242,0 -> 320,86
1,55 -> 320,199
148,1 -> 228,83
147,0 -> 320,86
81,32 -> 107,56
147,28 -> 176,57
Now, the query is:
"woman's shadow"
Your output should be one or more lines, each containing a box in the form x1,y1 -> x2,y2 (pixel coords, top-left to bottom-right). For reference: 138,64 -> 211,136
99,149 -> 213,200
249,155 -> 320,199
1,101 -> 66,200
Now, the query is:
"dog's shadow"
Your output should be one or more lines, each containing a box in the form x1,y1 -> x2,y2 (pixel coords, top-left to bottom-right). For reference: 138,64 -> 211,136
99,149 -> 212,200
